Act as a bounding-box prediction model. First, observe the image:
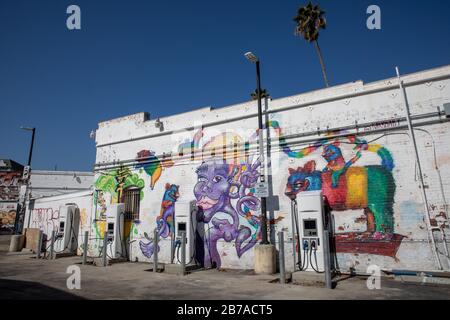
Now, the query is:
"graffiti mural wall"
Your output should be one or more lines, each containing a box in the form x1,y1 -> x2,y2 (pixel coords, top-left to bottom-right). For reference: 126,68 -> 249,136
0,164 -> 24,233
91,67 -> 450,271
279,128 -> 403,259
0,202 -> 17,233
24,191 -> 92,254
0,171 -> 22,201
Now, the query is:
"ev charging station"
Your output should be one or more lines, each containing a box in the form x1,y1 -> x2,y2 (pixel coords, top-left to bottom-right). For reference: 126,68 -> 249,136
55,205 -> 79,253
296,191 -> 325,273
292,191 -> 329,273
174,200 -> 197,265
106,204 -> 125,259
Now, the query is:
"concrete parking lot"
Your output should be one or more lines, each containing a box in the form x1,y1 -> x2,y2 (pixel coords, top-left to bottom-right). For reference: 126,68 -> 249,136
1,239 -> 450,300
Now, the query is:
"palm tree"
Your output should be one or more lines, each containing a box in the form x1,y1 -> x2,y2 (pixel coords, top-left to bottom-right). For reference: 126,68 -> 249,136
294,1 -> 330,87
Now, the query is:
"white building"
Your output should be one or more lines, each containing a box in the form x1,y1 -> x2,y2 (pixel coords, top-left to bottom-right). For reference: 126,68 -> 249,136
25,65 -> 450,273
29,170 -> 94,199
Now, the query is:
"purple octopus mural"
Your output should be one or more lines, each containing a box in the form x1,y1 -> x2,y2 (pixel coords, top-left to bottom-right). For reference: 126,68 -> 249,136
194,158 -> 262,269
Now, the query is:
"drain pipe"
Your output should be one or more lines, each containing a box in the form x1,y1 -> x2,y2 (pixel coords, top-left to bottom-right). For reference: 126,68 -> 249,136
291,200 -> 297,272
396,67 -> 442,270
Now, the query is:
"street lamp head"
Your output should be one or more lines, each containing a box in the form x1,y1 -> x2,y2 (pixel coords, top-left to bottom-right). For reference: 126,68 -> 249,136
20,126 -> 35,131
244,52 -> 259,63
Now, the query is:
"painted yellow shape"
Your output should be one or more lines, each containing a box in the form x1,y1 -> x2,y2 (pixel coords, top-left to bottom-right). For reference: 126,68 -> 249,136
346,167 -> 368,209
96,221 -> 106,237
150,165 -> 162,189
80,208 -> 87,226
124,220 -> 133,240
203,132 -> 245,165
368,144 -> 381,153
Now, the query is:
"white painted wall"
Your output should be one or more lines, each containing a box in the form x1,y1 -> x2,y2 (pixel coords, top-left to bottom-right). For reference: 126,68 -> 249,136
91,65 -> 450,272
29,170 -> 93,199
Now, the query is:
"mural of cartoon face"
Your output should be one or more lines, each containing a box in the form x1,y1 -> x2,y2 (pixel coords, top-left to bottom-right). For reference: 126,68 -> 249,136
322,143 -> 345,167
194,159 -> 234,222
285,161 -> 321,200
193,158 -> 263,268
163,183 -> 180,203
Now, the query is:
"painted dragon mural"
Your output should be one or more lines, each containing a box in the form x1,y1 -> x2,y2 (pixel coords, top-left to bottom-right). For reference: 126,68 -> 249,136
270,120 -> 404,259
92,117 -> 404,265
139,183 -> 180,258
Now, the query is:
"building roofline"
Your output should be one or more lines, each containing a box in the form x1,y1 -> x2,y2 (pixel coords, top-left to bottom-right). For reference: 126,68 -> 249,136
95,64 -> 450,128
31,170 -> 94,176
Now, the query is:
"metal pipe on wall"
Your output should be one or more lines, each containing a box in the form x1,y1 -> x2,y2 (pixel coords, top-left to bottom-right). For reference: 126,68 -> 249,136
290,200 -> 297,272
95,72 -> 450,149
93,112 -> 448,172
278,231 -> 286,284
396,67 -> 442,270
153,228 -> 158,273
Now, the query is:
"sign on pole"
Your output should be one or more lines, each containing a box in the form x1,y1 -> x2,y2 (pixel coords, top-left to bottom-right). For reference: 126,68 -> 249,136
253,182 -> 269,198
22,166 -> 31,180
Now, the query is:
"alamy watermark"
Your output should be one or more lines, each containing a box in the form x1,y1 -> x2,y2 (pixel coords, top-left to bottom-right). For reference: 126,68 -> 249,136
367,5 -> 381,30
65,5 -> 380,31
66,265 -> 81,290
366,264 -> 381,290
66,5 -> 81,30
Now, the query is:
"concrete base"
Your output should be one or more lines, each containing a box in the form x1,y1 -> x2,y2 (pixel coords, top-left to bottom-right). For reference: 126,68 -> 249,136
54,251 -> 77,259
292,271 -> 326,287
109,257 -> 128,264
147,262 -> 165,272
164,263 -> 200,275
93,258 -> 109,266
270,272 -> 293,284
91,257 -> 128,266
254,244 -> 276,275
24,228 -> 40,252
6,248 -> 33,256
9,235 -> 25,252
395,275 -> 450,286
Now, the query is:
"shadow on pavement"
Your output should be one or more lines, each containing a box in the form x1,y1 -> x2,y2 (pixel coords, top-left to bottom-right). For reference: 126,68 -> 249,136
0,278 -> 86,300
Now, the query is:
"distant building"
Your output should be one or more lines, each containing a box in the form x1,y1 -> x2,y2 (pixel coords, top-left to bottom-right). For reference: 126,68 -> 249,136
0,158 -> 94,234
0,159 -> 24,234
29,170 -> 94,199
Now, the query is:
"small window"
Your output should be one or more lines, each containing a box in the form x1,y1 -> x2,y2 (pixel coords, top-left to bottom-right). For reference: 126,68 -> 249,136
122,188 -> 141,220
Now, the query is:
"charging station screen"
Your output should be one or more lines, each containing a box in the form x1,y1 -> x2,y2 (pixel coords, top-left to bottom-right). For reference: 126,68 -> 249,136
303,219 -> 317,236
304,220 -> 316,230
59,222 -> 65,232
178,222 -> 186,236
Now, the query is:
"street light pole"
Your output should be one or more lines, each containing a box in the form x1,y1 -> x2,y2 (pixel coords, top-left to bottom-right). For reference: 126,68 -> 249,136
14,127 -> 36,234
245,52 -> 269,245
27,128 -> 36,166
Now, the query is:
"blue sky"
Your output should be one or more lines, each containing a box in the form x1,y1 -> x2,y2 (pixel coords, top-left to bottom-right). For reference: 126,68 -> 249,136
1,0 -> 449,171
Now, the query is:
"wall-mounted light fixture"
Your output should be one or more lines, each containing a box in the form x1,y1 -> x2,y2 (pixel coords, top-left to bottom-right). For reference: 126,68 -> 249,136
444,103 -> 450,118
155,118 -> 164,131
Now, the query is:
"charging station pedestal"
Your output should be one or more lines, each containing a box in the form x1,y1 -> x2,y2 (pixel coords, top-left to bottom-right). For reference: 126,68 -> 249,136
105,204 -> 125,260
174,200 -> 197,265
291,191 -> 329,286
54,205 -> 79,256
164,200 -> 201,275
